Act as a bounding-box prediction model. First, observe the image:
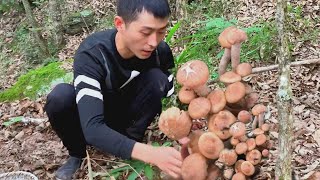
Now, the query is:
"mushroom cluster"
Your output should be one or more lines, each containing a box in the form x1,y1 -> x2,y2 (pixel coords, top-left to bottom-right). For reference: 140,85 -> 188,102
158,28 -> 273,179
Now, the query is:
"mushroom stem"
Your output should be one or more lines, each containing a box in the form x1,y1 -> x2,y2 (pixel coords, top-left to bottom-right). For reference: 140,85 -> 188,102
231,43 -> 241,71
219,48 -> 231,75
258,113 -> 265,128
252,116 -> 258,130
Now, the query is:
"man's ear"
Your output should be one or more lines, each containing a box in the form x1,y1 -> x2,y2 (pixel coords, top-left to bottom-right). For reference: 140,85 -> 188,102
114,16 -> 125,31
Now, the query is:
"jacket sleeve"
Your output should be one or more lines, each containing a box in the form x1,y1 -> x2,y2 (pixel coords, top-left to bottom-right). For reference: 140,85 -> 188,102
73,52 -> 136,159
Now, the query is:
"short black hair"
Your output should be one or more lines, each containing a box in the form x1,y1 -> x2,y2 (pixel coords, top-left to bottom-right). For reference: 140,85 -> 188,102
116,0 -> 171,24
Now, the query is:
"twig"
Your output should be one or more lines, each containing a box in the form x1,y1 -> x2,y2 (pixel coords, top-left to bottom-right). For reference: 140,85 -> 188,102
86,150 -> 94,180
251,58 -> 320,74
90,158 -> 144,179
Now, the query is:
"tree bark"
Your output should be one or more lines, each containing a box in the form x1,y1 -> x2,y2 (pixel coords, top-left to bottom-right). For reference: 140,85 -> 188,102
48,0 -> 65,49
21,0 -> 50,58
275,0 -> 294,179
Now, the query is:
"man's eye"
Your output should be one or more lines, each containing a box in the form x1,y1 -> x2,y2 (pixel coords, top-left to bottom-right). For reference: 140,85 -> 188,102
141,32 -> 151,36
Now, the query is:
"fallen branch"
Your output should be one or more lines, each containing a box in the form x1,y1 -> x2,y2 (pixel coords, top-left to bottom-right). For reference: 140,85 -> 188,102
251,58 -> 320,74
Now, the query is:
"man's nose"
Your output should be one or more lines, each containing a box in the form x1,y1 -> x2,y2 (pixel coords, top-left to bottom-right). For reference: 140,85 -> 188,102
147,33 -> 158,48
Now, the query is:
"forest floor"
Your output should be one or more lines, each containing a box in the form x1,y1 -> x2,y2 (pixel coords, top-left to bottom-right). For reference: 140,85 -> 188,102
0,0 -> 319,180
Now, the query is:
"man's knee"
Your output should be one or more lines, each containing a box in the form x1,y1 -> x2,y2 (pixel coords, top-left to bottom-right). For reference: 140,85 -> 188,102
45,83 -> 76,114
142,68 -> 171,96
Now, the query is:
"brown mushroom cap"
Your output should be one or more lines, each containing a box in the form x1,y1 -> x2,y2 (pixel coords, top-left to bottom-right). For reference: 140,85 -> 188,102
246,138 -> 256,151
235,160 -> 245,173
232,172 -> 246,180
246,149 -> 262,165
208,110 -> 237,140
241,161 -> 255,176
229,122 -> 246,138
255,134 -> 267,146
176,60 -> 209,88
188,130 -> 204,154
261,123 -> 270,132
251,104 -> 267,116
198,132 -> 224,159
236,63 -> 252,77
158,107 -> 192,140
188,97 -> 211,119
237,110 -> 252,124
230,136 -> 240,146
218,26 -> 237,48
235,142 -> 248,155
178,86 -> 197,104
262,149 -> 269,157
225,82 -> 246,103
181,153 -> 208,180
207,89 -> 227,114
219,149 -> 238,166
219,71 -> 242,84
226,28 -> 248,45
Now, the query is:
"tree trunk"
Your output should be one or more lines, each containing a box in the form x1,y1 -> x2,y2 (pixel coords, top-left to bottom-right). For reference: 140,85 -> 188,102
275,0 -> 294,179
21,0 -> 50,58
48,0 -> 65,50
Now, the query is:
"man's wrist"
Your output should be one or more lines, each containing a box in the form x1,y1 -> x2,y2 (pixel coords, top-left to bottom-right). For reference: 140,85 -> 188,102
131,142 -> 155,164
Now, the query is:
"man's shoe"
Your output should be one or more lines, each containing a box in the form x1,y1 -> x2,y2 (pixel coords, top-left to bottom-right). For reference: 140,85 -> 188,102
55,156 -> 82,180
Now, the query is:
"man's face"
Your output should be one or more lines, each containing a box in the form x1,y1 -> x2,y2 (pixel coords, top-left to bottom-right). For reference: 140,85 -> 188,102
118,10 -> 169,59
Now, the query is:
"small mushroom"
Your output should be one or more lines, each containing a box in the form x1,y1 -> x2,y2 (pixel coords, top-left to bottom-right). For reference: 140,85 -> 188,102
218,149 -> 238,166
187,130 -> 204,154
246,138 -> 256,151
240,161 -> 255,176
246,149 -> 262,165
232,172 -> 246,180
208,110 -> 236,140
188,97 -> 211,119
225,82 -> 246,104
237,110 -> 252,124
219,71 -> 242,85
262,149 -> 269,157
207,89 -> 227,114
158,107 -> 192,140
245,92 -> 259,109
178,86 -> 197,104
235,142 -> 248,155
255,134 -> 267,146
236,63 -> 252,77
252,104 -> 267,128
198,132 -> 224,159
176,60 -> 211,97
229,122 -> 246,138
181,153 -> 208,180
234,160 -> 245,173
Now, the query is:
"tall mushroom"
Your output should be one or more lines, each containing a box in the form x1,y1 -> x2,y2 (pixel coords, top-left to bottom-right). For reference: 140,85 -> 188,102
176,60 -> 211,97
218,26 -> 248,75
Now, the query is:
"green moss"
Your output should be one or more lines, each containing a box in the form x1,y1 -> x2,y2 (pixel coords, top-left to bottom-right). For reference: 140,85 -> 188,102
0,62 -> 66,102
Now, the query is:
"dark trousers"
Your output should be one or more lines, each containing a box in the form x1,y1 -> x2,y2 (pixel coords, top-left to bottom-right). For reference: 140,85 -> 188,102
45,68 -> 171,158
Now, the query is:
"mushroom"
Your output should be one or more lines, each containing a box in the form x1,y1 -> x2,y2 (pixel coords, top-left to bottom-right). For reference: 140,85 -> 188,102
225,81 -> 246,104
246,149 -> 262,165
158,107 -> 192,140
178,86 -> 197,104
255,134 -> 267,146
207,89 -> 227,114
181,153 -> 208,180
237,110 -> 252,124
262,149 -> 269,157
198,132 -> 224,159
229,122 -> 246,138
176,60 -> 211,97
261,123 -> 270,132
251,104 -> 267,128
246,138 -> 256,151
232,172 -> 246,180
188,97 -> 211,119
245,92 -> 259,109
219,71 -> 242,85
230,136 -> 240,146
187,130 -> 204,154
208,110 -> 236,140
235,142 -> 248,155
218,26 -> 248,75
234,159 -> 245,173
236,63 -> 252,77
218,149 -> 238,166
240,161 -> 255,176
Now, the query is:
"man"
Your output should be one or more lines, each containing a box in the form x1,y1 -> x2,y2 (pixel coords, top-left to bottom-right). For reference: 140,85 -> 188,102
45,0 -> 186,179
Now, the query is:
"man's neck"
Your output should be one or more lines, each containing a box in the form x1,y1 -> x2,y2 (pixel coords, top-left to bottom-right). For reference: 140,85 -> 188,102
115,32 -> 134,59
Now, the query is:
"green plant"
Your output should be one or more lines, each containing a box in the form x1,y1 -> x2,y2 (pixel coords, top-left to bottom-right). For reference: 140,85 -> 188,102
0,61 -> 66,102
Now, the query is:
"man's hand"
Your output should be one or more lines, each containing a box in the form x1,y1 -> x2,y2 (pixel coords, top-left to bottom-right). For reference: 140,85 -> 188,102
131,142 -> 183,179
